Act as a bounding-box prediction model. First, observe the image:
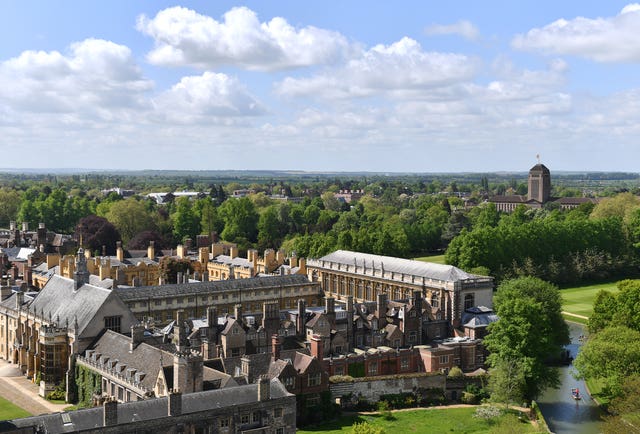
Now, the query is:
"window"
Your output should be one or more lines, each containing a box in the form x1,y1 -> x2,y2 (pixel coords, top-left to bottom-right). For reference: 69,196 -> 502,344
334,345 -> 343,354
283,376 -> 295,388
334,366 -> 344,375
430,294 -> 439,308
408,331 -> 417,343
104,316 -> 122,333
274,407 -> 283,418
401,358 -> 409,370
219,418 -> 229,427
393,339 -> 401,348
368,362 -> 378,375
154,300 -> 162,306
306,396 -> 321,407
188,297 -> 195,303
177,297 -> 183,304
252,411 -> 261,423
464,293 -> 475,310
308,372 -> 322,387
240,414 -> 249,424
439,355 -> 449,365
166,299 -> 173,305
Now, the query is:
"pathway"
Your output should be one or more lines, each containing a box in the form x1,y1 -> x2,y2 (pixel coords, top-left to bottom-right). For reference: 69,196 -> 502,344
0,359 -> 68,417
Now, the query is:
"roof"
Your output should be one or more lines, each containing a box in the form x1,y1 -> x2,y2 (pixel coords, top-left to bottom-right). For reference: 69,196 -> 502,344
115,274 -> 315,301
529,163 -> 550,174
86,329 -> 174,391
27,275 -> 116,335
2,379 -> 291,433
312,250 -> 487,282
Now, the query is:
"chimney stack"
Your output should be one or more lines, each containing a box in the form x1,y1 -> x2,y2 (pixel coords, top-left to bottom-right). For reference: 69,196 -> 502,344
310,334 -> 324,359
103,398 -> 118,426
272,334 -> 281,360
130,324 -> 145,352
168,389 -> 182,417
258,376 -> 270,402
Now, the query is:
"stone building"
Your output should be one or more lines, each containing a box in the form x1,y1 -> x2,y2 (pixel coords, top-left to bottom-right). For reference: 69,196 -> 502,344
0,249 -> 138,397
0,378 -> 296,433
490,163 -> 599,212
306,250 -> 493,329
115,274 -> 322,324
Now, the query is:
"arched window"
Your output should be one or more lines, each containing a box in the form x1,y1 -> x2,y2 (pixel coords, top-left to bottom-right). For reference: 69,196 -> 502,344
464,293 -> 475,310
430,293 -> 439,308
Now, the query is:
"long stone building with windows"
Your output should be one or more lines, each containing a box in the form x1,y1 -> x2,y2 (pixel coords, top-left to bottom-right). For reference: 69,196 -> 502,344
306,250 -> 493,328
115,274 -> 322,324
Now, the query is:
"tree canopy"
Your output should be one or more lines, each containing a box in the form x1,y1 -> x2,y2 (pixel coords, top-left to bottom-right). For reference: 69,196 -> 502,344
484,277 -> 569,402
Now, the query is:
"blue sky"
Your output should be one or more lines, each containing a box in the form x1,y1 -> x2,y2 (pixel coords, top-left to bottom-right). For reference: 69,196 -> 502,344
1,1 -> 639,172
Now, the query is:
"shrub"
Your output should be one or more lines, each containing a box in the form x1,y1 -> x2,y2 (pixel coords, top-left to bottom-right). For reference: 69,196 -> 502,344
473,405 -> 503,419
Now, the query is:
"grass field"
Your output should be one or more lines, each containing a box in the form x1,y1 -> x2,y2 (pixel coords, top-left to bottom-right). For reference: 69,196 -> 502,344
0,396 -> 31,421
560,281 -> 620,322
298,407 -> 544,434
414,254 -> 446,264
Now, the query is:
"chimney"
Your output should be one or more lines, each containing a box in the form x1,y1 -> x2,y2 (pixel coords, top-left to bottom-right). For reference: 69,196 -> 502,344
103,398 -> 118,426
310,334 -> 324,359
207,306 -> 218,329
325,297 -> 336,328
168,389 -> 182,417
176,245 -> 185,259
37,223 -> 46,249
234,304 -> 243,323
15,288 -> 24,309
298,258 -> 306,274
290,253 -> 298,268
74,248 -> 90,290
296,299 -> 306,334
22,222 -> 28,232
116,241 -> 124,261
229,246 -> 237,259
147,241 -> 155,259
272,334 -> 281,360
258,376 -> 270,402
377,293 -> 387,319
276,250 -> 284,265
130,324 -> 145,352
198,247 -> 209,264
211,243 -> 224,257
174,310 -> 187,351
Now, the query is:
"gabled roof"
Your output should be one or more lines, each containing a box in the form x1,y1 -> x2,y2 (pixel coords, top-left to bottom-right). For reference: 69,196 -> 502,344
27,275 -> 117,335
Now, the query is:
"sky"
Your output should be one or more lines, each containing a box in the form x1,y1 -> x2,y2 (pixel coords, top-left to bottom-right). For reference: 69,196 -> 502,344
1,1 -> 640,173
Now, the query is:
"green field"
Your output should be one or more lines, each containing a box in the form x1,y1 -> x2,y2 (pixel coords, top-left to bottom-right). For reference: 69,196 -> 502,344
560,281 -> 620,322
414,254 -> 446,264
0,396 -> 31,421
298,407 -> 544,434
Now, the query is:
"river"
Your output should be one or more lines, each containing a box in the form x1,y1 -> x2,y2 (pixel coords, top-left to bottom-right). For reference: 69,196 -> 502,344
536,322 -> 603,434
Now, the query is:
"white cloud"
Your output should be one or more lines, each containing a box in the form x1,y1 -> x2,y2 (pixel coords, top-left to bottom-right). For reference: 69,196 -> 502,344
153,71 -> 265,123
425,20 -> 479,41
137,6 -> 356,71
0,38 -> 152,116
512,4 -> 640,62
275,37 -> 479,100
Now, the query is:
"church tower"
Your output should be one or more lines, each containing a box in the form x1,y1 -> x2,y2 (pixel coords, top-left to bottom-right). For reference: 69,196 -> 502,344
527,163 -> 551,203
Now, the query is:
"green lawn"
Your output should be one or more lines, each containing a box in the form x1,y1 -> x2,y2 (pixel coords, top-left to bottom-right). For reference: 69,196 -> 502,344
0,396 -> 31,421
298,407 -> 545,434
560,281 -> 620,321
414,254 -> 446,264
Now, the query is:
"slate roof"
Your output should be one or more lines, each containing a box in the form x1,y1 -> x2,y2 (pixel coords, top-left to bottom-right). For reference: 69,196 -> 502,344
211,255 -> 254,268
115,274 -> 314,301
313,250 -> 485,282
461,306 -> 498,329
27,275 -> 115,335
1,379 -> 291,434
86,330 -> 174,391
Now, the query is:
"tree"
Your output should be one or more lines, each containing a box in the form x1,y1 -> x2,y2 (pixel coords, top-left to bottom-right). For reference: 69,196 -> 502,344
172,197 -> 200,243
257,206 -> 281,250
75,215 -> 121,256
218,197 -> 259,242
574,326 -> 640,398
0,188 -> 22,228
488,357 -> 526,407
588,289 -> 618,333
127,230 -> 167,250
106,198 -> 155,244
484,277 -> 569,402
159,256 -> 194,284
